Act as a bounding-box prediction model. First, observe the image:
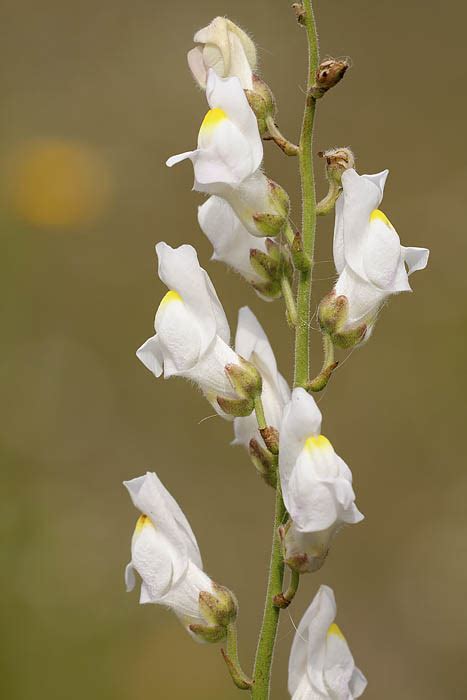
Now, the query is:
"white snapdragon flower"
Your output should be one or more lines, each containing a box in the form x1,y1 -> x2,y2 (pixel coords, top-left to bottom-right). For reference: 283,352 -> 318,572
289,585 -> 367,699
136,242 -> 248,418
232,306 -> 290,450
279,388 -> 363,572
325,168 -> 429,344
167,70 -> 287,237
124,472 -> 216,637
188,17 -> 257,90
198,196 -> 268,287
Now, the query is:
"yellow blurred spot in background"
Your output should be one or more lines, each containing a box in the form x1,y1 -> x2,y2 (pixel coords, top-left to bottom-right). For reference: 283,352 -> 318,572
6,139 -> 112,230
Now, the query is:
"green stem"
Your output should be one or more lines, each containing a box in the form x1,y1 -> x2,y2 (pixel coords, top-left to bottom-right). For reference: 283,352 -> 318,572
294,0 -> 319,388
250,4 -> 319,698
251,482 -> 287,699
222,623 -> 252,690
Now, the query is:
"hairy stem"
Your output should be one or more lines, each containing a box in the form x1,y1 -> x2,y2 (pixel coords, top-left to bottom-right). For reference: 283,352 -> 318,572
251,4 -> 319,698
294,0 -> 319,388
251,482 -> 287,699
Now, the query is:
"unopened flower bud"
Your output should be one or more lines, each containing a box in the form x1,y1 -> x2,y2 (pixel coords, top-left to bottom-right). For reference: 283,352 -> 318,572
319,147 -> 355,185
292,2 -> 306,25
311,58 -> 349,99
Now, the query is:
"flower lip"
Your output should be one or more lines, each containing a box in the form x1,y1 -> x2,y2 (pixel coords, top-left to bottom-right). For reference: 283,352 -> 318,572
134,514 -> 153,534
370,208 -> 392,227
200,108 -> 228,133
158,290 -> 183,309
305,434 -> 332,453
327,622 -> 346,641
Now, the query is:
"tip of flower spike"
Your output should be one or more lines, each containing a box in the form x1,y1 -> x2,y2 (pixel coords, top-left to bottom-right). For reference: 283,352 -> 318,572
370,209 -> 393,227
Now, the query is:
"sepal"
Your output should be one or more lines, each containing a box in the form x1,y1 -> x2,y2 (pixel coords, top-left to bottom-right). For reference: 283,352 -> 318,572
199,583 -> 238,628
189,623 -> 227,644
217,396 -> 255,417
310,58 -> 349,99
318,291 -> 367,348
245,75 -> 276,136
225,357 -> 262,400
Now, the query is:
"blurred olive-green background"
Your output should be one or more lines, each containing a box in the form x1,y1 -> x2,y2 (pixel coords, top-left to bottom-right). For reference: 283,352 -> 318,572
1,1 -> 465,698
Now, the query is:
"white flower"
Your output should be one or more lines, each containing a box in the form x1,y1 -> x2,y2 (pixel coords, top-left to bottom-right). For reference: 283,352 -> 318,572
187,17 -> 257,90
289,585 -> 367,699
167,70 -> 284,237
332,168 -> 429,340
198,196 -> 269,288
136,242 -> 244,417
124,472 -> 215,636
279,388 -> 363,572
233,307 -> 290,450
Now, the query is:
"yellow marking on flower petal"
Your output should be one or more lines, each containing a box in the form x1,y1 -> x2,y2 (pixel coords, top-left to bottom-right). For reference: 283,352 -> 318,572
305,434 -> 332,452
134,514 -> 153,534
370,209 -> 392,227
200,108 -> 228,133
158,290 -> 182,309
327,623 -> 346,641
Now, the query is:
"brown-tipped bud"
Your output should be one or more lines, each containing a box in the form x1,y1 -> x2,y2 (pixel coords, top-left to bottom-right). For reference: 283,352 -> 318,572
310,58 -> 349,99
291,231 -> 311,272
319,147 -> 355,185
225,357 -> 262,400
249,438 -> 277,488
292,2 -> 306,25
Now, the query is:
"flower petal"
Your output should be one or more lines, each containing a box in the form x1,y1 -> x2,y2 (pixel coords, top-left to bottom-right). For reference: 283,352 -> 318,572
279,388 -> 322,489
124,472 -> 202,576
136,335 -> 163,377
156,242 -> 229,353
206,71 -> 263,172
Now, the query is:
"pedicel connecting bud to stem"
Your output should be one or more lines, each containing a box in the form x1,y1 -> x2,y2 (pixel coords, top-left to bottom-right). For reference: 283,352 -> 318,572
124,472 -> 237,643
318,167 -> 430,348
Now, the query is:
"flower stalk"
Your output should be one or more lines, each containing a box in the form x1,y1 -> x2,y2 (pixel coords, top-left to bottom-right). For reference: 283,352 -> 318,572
251,2 -> 319,697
